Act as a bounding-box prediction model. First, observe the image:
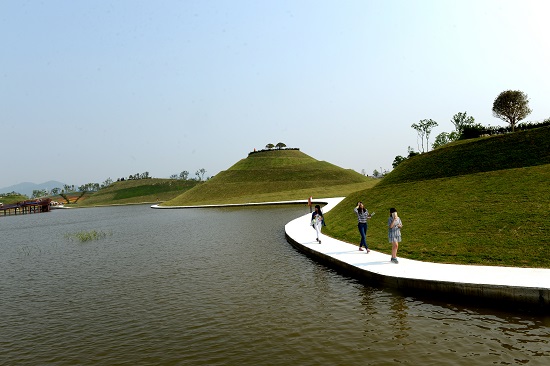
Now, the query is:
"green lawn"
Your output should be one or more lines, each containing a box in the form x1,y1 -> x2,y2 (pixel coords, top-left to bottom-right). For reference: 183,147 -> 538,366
323,164 -> 550,268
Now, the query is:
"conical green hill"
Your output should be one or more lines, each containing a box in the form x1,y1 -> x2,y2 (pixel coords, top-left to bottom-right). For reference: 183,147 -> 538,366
162,149 -> 375,206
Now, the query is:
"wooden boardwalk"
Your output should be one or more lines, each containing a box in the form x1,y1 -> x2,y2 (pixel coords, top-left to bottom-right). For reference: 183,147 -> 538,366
0,198 -> 52,216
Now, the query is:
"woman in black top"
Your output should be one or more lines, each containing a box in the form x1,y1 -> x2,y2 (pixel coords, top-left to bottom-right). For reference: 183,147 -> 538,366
311,204 -> 324,243
354,202 -> 372,252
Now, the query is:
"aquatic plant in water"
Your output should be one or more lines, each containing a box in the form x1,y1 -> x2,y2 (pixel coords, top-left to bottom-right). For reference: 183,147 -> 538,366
65,230 -> 112,242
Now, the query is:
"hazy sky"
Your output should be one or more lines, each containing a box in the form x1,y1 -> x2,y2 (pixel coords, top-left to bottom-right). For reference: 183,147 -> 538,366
1,0 -> 549,189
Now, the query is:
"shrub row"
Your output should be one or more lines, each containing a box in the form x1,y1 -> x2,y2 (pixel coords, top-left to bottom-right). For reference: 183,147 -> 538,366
461,119 -> 550,139
248,147 -> 300,156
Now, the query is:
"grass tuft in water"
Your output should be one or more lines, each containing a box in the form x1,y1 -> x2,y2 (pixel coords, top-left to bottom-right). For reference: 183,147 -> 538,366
65,230 -> 112,242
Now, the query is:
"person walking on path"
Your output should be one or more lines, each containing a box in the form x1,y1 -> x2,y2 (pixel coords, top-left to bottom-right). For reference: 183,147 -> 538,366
311,204 -> 324,243
388,208 -> 403,263
308,196 -> 313,213
354,202 -> 372,252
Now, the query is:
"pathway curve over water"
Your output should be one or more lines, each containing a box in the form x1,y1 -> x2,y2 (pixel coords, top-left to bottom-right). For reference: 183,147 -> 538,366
283,198 -> 550,311
155,198 -> 550,310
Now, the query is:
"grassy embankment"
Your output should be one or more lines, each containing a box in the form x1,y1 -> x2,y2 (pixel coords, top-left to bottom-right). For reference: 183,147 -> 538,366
323,126 -> 550,268
75,179 -> 200,207
0,194 -> 28,205
163,149 -> 377,206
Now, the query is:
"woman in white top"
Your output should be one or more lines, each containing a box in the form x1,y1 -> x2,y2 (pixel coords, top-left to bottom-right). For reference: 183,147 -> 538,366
388,208 -> 403,264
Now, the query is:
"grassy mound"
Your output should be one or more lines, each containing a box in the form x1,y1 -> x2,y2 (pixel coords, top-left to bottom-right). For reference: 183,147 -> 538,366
78,179 -> 200,206
163,149 -> 376,206
381,126 -> 550,186
324,127 -> 550,268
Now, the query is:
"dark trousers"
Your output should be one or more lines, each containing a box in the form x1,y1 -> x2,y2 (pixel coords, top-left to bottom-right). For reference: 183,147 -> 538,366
358,222 -> 368,248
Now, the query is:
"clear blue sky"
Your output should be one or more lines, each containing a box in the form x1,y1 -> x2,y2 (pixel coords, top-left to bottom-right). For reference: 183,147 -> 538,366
1,0 -> 549,189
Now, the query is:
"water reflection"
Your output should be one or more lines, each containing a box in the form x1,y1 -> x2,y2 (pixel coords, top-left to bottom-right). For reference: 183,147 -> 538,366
0,204 -> 548,365
390,294 -> 409,340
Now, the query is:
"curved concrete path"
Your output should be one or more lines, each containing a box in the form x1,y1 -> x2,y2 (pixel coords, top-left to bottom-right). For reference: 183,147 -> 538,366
284,198 -> 550,310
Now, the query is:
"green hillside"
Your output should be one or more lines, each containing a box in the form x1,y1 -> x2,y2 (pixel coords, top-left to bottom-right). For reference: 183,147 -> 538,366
78,179 -> 200,207
163,149 -> 376,206
324,127 -> 550,268
380,126 -> 550,186
0,194 -> 28,205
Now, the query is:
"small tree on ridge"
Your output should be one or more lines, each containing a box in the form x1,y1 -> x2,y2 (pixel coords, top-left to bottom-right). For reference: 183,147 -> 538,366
492,90 -> 531,132
411,119 -> 438,153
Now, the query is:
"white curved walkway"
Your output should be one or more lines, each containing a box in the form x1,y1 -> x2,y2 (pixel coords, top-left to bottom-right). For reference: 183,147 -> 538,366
284,198 -> 550,308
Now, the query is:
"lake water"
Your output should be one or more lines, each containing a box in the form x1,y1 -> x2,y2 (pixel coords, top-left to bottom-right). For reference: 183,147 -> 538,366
1,204 -> 549,365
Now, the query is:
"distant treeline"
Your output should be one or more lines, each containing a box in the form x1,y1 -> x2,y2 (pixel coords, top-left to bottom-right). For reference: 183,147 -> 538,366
117,172 -> 151,181
0,191 -> 22,197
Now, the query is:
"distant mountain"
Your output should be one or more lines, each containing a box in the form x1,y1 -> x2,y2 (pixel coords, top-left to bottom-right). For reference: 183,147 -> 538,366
0,181 -> 67,197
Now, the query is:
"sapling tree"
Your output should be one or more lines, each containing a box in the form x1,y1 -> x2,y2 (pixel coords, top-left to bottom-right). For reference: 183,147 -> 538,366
451,111 -> 475,135
411,119 -> 438,153
432,112 -> 475,149
195,168 -> 207,181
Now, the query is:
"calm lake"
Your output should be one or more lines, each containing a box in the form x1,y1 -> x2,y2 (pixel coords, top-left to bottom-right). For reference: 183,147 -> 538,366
1,204 -> 549,365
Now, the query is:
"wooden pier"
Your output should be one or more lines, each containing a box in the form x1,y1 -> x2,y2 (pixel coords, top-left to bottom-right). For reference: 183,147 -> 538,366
0,198 -> 52,216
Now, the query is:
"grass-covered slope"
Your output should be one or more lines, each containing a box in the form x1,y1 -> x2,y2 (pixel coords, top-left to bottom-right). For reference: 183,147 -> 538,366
0,194 -> 28,205
380,126 -> 550,186
78,179 -> 200,206
324,127 -> 550,268
163,149 -> 376,206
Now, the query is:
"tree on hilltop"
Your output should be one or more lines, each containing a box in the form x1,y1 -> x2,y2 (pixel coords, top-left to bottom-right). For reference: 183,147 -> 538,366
492,90 -> 531,132
275,142 -> 286,149
195,168 -> 206,181
266,143 -> 274,150
432,112 -> 475,149
411,119 -> 438,153
102,178 -> 113,188
179,171 -> 189,180
392,155 -> 406,169
392,146 -> 419,169
451,111 -> 475,135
